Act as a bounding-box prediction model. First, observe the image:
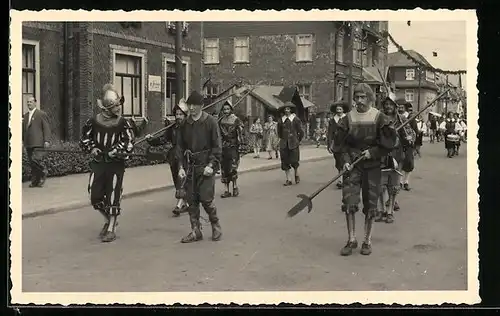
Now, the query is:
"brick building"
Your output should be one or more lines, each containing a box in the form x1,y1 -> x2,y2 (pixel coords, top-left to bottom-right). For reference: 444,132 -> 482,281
201,21 -> 389,123
21,21 -> 202,141
386,50 -> 440,117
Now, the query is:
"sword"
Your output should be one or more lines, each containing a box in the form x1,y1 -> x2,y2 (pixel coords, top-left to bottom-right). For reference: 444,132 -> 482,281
286,87 -> 451,218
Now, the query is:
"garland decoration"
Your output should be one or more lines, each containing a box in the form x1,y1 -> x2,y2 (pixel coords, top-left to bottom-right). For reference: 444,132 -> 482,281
382,31 -> 467,75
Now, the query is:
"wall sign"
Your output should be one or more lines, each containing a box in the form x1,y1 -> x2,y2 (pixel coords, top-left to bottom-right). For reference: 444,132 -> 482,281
148,75 -> 162,92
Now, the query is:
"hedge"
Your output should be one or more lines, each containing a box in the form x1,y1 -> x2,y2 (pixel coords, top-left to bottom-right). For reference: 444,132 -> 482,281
22,135 -> 254,183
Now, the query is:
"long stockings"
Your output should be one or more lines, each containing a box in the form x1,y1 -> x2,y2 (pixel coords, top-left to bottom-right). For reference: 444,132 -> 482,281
346,212 -> 374,245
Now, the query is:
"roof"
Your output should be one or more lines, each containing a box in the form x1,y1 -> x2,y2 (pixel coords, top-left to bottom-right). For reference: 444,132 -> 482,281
248,85 -> 285,110
387,50 -> 433,68
362,66 -> 386,84
393,80 -> 439,91
300,97 -> 315,109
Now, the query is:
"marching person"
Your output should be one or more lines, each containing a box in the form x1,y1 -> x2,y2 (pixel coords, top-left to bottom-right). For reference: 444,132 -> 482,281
376,92 -> 414,223
23,95 -> 51,188
454,112 -> 467,155
440,112 -> 460,158
263,114 -> 279,160
327,100 -> 348,189
79,84 -> 135,242
277,101 -> 304,186
332,83 -> 397,256
397,100 -> 417,191
176,91 -> 223,243
145,99 -> 189,217
428,113 -> 438,143
415,115 -> 426,158
218,100 -> 244,198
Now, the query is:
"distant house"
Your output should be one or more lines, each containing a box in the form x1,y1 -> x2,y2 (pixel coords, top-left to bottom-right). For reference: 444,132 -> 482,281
387,50 -> 439,117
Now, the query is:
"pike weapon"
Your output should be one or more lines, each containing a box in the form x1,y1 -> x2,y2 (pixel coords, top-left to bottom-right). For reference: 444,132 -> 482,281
33,146 -> 169,161
134,81 -> 264,146
286,87 -> 451,218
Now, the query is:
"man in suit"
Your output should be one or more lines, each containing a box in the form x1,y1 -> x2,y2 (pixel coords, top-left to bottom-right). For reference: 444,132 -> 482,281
23,96 -> 51,187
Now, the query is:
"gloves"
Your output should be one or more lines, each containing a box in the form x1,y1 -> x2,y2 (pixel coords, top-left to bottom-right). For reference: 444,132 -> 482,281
178,168 -> 186,179
203,165 -> 214,177
91,148 -> 102,157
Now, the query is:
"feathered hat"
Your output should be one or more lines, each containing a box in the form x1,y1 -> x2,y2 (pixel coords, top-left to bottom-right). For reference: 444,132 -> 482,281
97,83 -> 124,111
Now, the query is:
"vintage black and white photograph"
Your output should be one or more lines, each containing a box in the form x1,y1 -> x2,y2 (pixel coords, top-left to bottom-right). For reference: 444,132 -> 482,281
10,9 -> 478,305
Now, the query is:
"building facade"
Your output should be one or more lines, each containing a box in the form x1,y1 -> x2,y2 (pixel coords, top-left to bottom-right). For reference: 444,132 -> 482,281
201,21 -> 389,118
386,50 -> 440,117
21,21 -> 202,141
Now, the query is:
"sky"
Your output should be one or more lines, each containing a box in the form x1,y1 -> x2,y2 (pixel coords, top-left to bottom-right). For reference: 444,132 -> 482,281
388,21 -> 467,86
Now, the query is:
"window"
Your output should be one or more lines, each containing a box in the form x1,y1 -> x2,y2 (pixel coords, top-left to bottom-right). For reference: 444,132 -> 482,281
336,32 -> 344,62
353,39 -> 361,65
164,57 -> 189,116
204,38 -> 219,64
114,53 -> 143,117
362,40 -> 368,67
297,84 -> 312,101
336,82 -> 344,101
22,40 -> 40,113
405,68 -> 415,80
296,34 -> 313,62
203,84 -> 220,102
405,89 -> 415,102
234,37 -> 249,63
426,70 -> 435,82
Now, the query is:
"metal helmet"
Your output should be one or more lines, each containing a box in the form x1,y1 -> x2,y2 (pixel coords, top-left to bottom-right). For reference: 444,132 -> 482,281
176,98 -> 189,114
98,84 -> 122,110
385,92 -> 397,105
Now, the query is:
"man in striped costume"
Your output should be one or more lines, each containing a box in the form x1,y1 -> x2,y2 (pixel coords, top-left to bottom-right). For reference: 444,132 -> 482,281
333,83 -> 397,256
80,84 -> 135,242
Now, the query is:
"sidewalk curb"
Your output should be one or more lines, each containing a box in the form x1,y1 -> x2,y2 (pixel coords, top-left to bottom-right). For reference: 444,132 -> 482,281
22,154 -> 331,220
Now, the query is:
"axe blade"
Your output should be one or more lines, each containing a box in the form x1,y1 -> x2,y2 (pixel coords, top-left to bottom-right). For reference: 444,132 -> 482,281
286,194 -> 313,218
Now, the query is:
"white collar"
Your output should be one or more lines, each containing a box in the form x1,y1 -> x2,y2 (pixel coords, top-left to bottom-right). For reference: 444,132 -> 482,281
282,113 -> 295,123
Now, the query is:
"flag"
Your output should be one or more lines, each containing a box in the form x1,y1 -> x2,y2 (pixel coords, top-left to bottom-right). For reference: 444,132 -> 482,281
458,74 -> 462,88
432,52 -> 438,57
407,21 -> 411,26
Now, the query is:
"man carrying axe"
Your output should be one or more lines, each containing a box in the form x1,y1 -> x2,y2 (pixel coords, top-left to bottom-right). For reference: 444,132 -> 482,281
145,99 -> 189,217
332,83 -> 398,256
79,83 -> 136,243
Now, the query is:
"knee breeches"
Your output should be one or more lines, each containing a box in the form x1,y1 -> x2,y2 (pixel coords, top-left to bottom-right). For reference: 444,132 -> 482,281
341,166 -> 381,218
88,161 -> 125,215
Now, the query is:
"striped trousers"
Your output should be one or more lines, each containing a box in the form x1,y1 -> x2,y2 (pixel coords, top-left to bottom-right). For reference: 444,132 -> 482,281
88,160 -> 125,215
341,165 -> 382,217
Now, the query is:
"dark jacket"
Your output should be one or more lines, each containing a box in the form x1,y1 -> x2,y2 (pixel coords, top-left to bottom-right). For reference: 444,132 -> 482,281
23,109 -> 51,148
277,115 -> 304,150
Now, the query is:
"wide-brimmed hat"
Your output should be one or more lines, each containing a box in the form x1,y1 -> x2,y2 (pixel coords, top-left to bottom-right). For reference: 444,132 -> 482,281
329,100 -> 350,113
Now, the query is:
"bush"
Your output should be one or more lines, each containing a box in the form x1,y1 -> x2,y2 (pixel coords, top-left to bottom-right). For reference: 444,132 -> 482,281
22,140 -> 171,183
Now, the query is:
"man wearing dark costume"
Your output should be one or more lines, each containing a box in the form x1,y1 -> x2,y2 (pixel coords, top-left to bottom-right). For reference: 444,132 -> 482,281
333,83 -> 397,256
440,112 -> 460,158
396,99 -> 417,191
327,100 -> 349,189
176,91 -> 223,243
277,102 -> 304,186
218,100 -> 244,198
80,84 -> 135,242
145,99 -> 189,217
376,92 -> 415,223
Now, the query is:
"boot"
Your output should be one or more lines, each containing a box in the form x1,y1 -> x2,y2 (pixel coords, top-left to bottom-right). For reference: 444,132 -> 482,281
181,223 -> 203,243
211,221 -> 222,241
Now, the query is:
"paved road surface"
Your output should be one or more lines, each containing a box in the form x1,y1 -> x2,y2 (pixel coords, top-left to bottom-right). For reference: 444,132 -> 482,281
22,143 -> 468,292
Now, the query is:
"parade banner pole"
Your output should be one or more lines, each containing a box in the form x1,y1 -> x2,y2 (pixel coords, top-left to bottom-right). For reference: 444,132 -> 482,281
286,87 -> 451,218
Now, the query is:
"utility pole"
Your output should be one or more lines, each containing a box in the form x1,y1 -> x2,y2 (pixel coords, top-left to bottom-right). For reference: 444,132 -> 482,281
200,21 -> 204,91
444,74 -> 449,116
175,22 -> 184,104
417,66 -> 422,112
347,23 -> 355,109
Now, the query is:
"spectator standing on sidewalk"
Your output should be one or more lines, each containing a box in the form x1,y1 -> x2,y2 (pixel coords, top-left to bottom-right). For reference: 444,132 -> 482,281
23,95 -> 51,188
263,115 -> 279,160
249,118 -> 263,158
